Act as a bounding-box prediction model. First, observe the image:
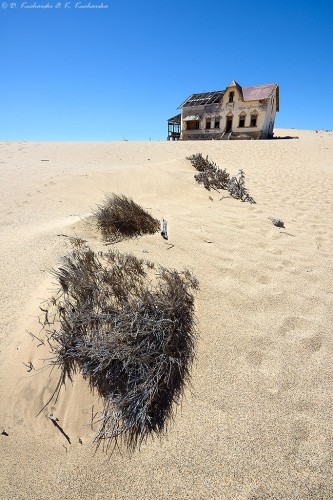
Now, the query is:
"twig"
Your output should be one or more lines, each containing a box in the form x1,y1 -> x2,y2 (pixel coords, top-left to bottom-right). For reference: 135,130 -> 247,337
23,361 -> 35,372
49,414 -> 71,444
36,373 -> 64,417
28,331 -> 45,347
280,231 -> 295,237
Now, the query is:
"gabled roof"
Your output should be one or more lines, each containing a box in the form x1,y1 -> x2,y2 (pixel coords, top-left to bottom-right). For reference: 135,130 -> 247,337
227,80 -> 239,87
178,90 -> 224,108
226,80 -> 243,99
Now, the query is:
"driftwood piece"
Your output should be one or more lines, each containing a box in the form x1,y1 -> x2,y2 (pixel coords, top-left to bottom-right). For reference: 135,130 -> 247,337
160,218 -> 168,240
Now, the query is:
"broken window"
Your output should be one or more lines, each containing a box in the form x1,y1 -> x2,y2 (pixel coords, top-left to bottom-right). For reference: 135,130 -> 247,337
250,114 -> 257,127
229,92 -> 234,103
186,121 -> 200,130
214,118 -> 220,129
239,114 -> 246,128
206,119 -> 211,129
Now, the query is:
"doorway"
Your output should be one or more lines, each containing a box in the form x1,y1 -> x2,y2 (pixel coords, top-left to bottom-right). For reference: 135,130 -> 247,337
226,116 -> 233,132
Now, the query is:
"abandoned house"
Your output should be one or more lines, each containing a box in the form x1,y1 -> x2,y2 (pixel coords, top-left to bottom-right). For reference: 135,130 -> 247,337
167,80 -> 279,140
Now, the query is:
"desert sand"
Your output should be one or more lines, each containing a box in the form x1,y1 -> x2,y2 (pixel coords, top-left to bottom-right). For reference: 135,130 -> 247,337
1,129 -> 333,499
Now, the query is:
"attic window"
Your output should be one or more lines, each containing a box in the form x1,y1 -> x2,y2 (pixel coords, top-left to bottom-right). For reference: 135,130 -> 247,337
214,118 -> 220,129
229,92 -> 234,103
250,114 -> 257,127
205,119 -> 211,129
238,114 -> 245,128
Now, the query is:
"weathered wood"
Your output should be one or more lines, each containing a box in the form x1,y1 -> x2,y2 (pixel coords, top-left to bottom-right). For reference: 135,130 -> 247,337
160,218 -> 168,240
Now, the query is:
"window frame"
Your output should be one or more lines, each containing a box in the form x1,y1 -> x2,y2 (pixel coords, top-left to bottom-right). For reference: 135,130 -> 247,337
238,114 -> 246,128
186,120 -> 200,130
250,114 -> 258,127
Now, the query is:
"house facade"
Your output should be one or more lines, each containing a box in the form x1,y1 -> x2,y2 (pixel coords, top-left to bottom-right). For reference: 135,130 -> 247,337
168,80 -> 279,140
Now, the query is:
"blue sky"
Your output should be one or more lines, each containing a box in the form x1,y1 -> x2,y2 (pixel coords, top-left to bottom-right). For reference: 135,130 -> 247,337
1,0 -> 332,140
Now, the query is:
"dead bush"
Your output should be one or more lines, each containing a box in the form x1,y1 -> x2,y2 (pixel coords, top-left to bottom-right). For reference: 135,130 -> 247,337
186,153 -> 255,204
40,246 -> 198,452
227,170 -> 256,204
93,194 -> 160,242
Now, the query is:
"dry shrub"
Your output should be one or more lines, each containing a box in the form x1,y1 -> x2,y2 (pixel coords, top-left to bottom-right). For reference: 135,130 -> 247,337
94,194 -> 160,242
228,169 -> 256,204
186,153 -> 255,204
41,245 -> 198,452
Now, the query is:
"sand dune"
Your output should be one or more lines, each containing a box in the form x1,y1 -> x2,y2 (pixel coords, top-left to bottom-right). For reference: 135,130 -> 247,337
1,130 -> 333,499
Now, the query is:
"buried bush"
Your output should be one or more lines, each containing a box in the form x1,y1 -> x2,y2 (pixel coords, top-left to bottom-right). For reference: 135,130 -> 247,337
93,194 -> 160,242
40,245 -> 198,452
186,153 -> 255,204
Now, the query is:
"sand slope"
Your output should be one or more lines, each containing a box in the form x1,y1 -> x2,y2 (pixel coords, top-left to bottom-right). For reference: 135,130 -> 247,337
1,130 -> 333,499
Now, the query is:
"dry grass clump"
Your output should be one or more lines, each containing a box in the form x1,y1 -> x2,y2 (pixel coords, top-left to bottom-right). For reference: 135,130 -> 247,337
41,244 -> 198,452
93,194 -> 160,242
186,153 -> 255,204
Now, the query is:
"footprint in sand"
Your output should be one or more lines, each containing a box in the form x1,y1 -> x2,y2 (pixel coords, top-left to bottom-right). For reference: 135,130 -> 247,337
278,316 -> 307,337
268,248 -> 283,256
257,275 -> 270,285
246,350 -> 264,367
248,486 -> 282,499
246,349 -> 288,395
298,333 -> 323,354
256,242 -> 267,249
281,259 -> 294,267
288,417 -> 330,470
278,317 -> 323,354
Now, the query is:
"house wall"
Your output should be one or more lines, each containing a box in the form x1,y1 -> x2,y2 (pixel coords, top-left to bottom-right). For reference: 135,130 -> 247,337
261,89 -> 278,138
181,86 -> 278,140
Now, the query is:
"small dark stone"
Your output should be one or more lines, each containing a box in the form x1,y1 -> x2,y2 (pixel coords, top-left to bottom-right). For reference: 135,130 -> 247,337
269,216 -> 285,228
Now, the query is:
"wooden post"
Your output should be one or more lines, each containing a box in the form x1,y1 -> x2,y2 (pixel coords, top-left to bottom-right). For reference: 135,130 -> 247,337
160,218 -> 168,240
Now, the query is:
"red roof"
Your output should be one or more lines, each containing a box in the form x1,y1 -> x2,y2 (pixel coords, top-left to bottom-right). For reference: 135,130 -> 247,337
242,83 -> 276,101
